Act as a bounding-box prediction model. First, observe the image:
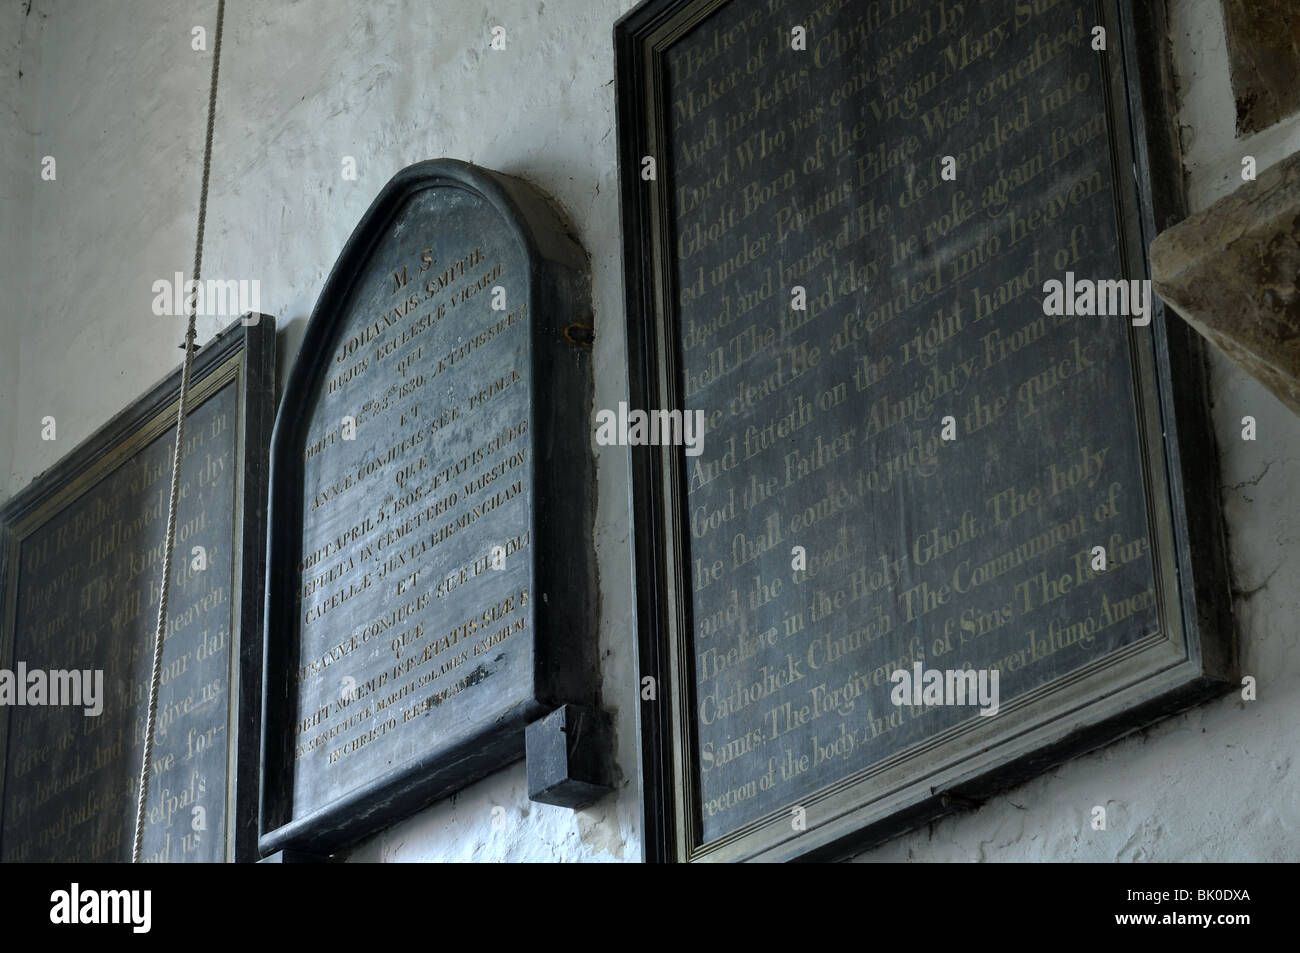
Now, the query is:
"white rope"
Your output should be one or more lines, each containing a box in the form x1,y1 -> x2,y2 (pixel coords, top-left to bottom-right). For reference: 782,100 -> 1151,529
133,0 -> 226,863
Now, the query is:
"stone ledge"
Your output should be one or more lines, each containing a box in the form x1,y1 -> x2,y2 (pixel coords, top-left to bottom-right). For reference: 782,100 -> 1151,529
1151,150 -> 1300,417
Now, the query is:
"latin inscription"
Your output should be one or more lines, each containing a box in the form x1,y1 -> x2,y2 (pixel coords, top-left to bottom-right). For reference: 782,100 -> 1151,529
287,188 -> 535,815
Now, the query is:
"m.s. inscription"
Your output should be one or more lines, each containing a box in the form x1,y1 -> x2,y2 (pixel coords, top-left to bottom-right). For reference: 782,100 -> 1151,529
287,189 -> 535,816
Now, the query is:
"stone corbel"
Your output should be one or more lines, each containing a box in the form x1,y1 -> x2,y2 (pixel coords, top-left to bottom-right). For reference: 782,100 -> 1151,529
1150,150 -> 1300,418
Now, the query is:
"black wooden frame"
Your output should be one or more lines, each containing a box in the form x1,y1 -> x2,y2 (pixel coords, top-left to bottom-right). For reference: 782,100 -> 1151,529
0,316 -> 276,863
615,0 -> 1235,862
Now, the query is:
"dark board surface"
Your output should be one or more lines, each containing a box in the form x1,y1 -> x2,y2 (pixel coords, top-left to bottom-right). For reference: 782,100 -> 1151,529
261,159 -> 595,856
616,0 -> 1235,861
0,318 -> 275,862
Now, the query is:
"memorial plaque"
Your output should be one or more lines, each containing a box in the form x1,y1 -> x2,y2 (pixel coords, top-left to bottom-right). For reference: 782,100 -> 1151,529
0,318 -> 275,862
616,0 -> 1234,861
260,160 -> 596,855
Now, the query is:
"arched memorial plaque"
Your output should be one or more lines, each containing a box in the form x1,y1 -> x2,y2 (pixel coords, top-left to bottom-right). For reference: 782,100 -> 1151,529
260,160 -> 596,856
